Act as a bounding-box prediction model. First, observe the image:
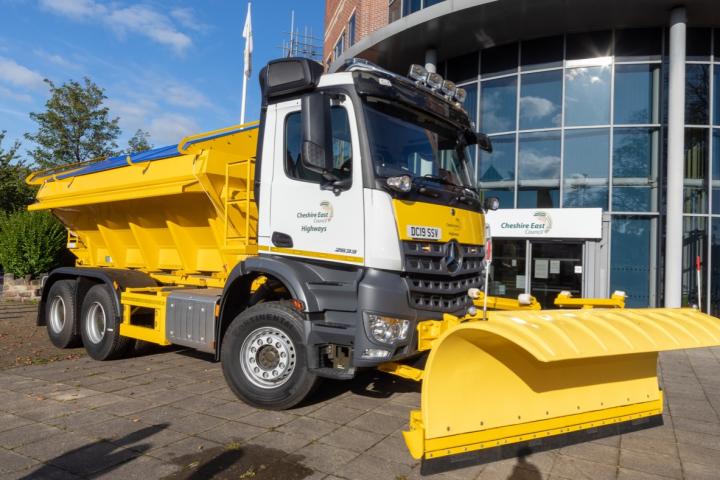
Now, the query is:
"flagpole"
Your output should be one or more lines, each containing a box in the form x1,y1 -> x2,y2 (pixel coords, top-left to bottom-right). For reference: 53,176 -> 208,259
240,69 -> 248,124
241,2 -> 252,124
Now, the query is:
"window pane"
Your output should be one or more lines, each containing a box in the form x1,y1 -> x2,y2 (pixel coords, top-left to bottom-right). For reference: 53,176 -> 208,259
521,36 -> 563,71
612,128 -> 659,212
517,131 -> 560,208
462,83 -> 478,126
479,134 -> 515,183
565,66 -> 611,126
614,64 -> 659,124
684,128 -> 709,214
566,31 -> 612,60
482,189 -> 514,209
517,188 -> 558,208
683,216 -> 708,310
519,70 -> 562,130
489,240 -> 526,296
480,76 -> 517,133
563,128 -> 609,209
613,187 -> 652,212
686,64 -> 709,125
611,217 -> 654,307
348,15 -> 356,46
687,28 -> 711,61
403,0 -> 422,16
614,28 -> 662,61
714,66 -> 720,126
447,52 -> 479,83
712,219 -> 720,315
713,130 -> 720,214
481,43 -> 518,77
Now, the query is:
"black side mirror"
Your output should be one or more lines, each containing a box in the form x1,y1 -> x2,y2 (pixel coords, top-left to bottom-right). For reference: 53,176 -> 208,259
301,92 -> 333,174
476,133 -> 492,153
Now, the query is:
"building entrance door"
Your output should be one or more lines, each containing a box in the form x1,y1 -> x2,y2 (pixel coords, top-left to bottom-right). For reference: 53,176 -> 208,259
529,241 -> 583,308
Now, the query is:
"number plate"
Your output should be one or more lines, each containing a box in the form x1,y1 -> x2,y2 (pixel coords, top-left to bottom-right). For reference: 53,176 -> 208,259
407,225 -> 442,241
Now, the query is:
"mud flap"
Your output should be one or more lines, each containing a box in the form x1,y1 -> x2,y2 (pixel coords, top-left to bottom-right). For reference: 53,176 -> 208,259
404,308 -> 720,471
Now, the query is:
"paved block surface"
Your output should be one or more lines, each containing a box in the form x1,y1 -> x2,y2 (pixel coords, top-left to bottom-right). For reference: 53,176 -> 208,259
2,303 -> 720,479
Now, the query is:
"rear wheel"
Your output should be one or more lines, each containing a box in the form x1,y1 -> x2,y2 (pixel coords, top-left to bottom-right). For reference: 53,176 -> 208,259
80,284 -> 131,360
221,301 -> 318,410
45,280 -> 81,348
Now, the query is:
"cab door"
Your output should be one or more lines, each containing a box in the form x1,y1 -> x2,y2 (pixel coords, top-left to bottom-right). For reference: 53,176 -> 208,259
263,95 -> 365,266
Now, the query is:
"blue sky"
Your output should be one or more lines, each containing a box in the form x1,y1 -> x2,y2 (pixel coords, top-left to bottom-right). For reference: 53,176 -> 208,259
0,0 -> 324,156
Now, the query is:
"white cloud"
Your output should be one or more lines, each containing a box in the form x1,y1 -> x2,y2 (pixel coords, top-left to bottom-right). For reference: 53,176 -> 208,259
0,56 -> 45,89
38,0 -> 193,53
38,0 -> 105,18
519,96 -> 556,121
34,49 -> 81,70
519,151 -> 561,179
0,85 -> 34,102
171,7 -> 209,33
108,5 -> 192,53
149,113 -> 198,144
162,83 -> 211,109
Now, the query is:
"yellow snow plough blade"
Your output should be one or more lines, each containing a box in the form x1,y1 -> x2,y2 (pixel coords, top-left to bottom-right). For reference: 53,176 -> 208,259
404,308 -> 720,470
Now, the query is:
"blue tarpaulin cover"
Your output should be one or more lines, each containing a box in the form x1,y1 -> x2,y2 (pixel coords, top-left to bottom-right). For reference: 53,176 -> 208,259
52,124 -> 258,180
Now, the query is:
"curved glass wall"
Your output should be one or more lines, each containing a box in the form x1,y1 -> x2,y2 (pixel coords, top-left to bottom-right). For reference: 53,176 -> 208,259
451,27 -> 720,312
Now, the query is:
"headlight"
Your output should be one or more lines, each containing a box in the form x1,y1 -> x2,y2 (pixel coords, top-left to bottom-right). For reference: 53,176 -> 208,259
365,313 -> 410,344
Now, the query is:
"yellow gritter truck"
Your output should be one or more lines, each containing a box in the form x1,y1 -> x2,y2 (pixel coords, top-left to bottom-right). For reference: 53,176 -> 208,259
26,57 -> 720,472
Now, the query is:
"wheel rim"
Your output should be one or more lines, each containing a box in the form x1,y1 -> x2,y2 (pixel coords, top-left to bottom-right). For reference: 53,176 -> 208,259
240,326 -> 297,389
48,296 -> 65,334
85,302 -> 107,344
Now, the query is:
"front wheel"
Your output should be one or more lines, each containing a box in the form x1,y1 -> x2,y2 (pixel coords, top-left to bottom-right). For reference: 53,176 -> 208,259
221,301 -> 318,410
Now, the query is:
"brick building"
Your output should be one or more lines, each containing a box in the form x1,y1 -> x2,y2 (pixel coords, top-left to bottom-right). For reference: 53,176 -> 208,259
323,0 -> 390,68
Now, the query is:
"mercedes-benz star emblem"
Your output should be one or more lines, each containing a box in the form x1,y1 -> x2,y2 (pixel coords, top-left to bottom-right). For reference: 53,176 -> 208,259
444,240 -> 463,274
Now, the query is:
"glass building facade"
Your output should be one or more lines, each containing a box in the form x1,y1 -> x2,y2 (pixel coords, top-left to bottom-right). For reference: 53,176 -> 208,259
429,28 -> 720,312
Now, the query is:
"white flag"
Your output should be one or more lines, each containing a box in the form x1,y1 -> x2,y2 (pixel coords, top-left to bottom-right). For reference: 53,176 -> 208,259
242,3 -> 253,78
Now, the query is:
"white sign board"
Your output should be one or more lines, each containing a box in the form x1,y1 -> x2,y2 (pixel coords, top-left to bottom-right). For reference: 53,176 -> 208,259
485,208 -> 602,239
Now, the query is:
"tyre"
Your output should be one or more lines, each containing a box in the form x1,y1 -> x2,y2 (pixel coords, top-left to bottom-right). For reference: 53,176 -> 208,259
80,284 -> 131,360
45,280 -> 81,348
221,301 -> 318,410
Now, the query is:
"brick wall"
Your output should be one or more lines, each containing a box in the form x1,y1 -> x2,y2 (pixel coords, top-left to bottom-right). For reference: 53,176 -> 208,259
1,274 -> 43,302
324,0 -> 389,66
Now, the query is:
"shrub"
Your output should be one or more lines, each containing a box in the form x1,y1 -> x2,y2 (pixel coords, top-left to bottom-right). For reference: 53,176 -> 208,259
0,210 -> 67,278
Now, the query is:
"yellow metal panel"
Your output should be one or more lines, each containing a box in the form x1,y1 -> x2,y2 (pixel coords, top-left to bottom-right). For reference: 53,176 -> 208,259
405,308 -> 720,461
473,292 -> 542,311
378,362 -> 424,381
554,291 -> 626,309
392,199 -> 485,245
120,288 -> 172,346
28,124 -> 259,287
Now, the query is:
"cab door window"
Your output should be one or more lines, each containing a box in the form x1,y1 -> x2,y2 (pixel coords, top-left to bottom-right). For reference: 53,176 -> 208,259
284,106 -> 353,183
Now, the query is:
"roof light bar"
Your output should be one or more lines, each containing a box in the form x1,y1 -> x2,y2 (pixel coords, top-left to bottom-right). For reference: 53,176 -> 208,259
426,72 -> 443,90
408,64 -> 428,82
441,79 -> 457,99
407,63 -> 467,107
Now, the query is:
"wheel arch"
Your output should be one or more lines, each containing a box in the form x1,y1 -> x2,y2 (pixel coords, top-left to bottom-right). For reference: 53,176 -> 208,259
215,256 -> 322,361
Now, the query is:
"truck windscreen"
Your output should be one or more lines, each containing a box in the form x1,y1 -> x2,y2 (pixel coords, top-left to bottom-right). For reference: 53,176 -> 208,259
364,97 -> 476,190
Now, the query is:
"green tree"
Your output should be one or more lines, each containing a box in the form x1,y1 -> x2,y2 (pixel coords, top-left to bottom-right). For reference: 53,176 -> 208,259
127,129 -> 152,153
0,131 -> 35,212
25,78 -> 120,168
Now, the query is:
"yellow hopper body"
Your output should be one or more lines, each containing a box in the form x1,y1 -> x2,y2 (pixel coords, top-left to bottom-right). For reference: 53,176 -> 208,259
27,123 -> 260,288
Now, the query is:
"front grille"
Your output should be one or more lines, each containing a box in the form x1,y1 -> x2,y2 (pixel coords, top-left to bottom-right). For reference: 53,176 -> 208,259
402,240 -> 484,313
